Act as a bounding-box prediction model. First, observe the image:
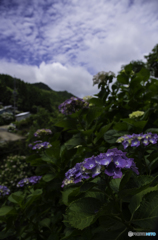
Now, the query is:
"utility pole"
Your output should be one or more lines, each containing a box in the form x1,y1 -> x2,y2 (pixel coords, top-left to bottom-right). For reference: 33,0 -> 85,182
13,76 -> 16,118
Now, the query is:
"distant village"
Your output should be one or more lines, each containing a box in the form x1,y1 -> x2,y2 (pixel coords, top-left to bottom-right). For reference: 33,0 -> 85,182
0,102 -> 31,122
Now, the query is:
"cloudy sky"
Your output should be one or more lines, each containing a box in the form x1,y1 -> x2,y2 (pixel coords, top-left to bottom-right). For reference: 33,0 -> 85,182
0,0 -> 158,99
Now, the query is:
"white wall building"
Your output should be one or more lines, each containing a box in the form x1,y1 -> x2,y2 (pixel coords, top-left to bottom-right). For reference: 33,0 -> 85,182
15,112 -> 31,122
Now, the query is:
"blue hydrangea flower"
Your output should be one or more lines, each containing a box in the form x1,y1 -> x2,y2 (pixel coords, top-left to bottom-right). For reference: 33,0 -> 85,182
0,185 -> 10,197
61,148 -> 139,187
17,176 -> 42,187
58,97 -> 89,115
29,141 -> 52,151
117,132 -> 158,149
104,162 -> 123,179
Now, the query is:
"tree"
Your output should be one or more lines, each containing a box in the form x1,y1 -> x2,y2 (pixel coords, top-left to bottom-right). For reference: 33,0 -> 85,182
119,60 -> 147,74
144,44 -> 158,78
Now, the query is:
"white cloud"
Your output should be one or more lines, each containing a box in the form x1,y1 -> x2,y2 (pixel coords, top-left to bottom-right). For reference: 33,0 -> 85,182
0,0 -> 158,99
0,60 -> 100,98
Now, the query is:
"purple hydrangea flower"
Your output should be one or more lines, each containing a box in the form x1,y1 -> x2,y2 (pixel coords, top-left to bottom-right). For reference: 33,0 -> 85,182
34,129 -> 52,137
61,148 -> 139,187
58,97 -> 89,115
28,141 -> 52,151
17,176 -> 42,187
0,185 -> 10,197
104,162 -> 123,179
117,132 -> 158,149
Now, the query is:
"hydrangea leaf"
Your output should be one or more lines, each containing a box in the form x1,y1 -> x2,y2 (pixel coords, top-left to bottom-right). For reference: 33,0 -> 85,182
129,185 -> 158,216
43,173 -> 56,182
104,129 -> 119,143
8,191 -> 26,205
131,190 -> 158,229
66,197 -> 102,230
0,206 -> 17,216
94,122 -> 113,144
54,118 -> 78,131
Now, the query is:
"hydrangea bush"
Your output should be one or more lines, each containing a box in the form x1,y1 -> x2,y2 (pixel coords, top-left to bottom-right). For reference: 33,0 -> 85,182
1,63 -> 158,239
1,112 -> 14,124
0,155 -> 36,195
7,123 -> 17,133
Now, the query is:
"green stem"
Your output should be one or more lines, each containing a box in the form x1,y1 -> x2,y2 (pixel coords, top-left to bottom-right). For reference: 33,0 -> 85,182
106,178 -> 135,231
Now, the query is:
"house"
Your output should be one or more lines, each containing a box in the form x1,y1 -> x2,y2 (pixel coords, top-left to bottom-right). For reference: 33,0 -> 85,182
15,112 -> 31,122
0,105 -> 13,115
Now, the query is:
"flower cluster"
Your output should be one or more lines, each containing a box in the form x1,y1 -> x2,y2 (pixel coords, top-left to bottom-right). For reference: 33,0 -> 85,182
121,69 -> 135,76
58,97 -> 89,115
129,111 -> 144,119
0,185 -> 10,197
28,141 -> 52,151
116,132 -> 158,149
34,129 -> 52,137
93,71 -> 115,86
16,176 -> 42,187
1,112 -> 14,120
0,155 -> 35,192
82,95 -> 94,107
61,148 -> 139,188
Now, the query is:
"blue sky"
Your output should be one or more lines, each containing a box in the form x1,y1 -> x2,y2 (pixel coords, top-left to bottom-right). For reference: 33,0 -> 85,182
0,0 -> 158,99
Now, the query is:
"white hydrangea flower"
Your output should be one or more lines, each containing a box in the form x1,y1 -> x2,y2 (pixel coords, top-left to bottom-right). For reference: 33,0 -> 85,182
129,111 -> 144,119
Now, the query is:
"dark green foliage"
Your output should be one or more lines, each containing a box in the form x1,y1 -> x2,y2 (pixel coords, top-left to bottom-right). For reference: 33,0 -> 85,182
0,74 -> 77,114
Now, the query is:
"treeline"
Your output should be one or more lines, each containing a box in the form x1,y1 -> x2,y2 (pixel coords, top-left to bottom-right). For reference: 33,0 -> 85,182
0,75 -> 76,116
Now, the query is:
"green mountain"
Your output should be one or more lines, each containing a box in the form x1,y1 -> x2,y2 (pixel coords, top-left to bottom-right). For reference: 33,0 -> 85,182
0,74 -> 77,115
31,82 -> 53,92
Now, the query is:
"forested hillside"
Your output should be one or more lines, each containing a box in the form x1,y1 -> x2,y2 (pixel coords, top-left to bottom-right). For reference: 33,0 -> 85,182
0,74 -> 76,115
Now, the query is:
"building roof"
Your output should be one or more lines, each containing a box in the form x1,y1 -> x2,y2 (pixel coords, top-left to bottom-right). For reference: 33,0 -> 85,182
3,105 -> 13,109
15,112 -> 30,117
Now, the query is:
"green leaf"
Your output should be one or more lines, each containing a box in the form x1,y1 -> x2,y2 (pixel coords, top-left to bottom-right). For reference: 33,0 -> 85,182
8,191 -> 25,205
134,67 -> 150,84
46,140 -> 60,159
66,197 -> 102,230
85,107 -> 103,128
128,185 -> 158,216
62,186 -> 80,206
117,74 -> 129,84
43,173 -> 56,182
121,118 -> 147,130
24,189 -> 43,210
64,135 -> 84,150
146,152 -> 158,163
0,229 -> 15,239
124,63 -> 133,73
113,122 -> 128,131
131,190 -> 158,230
40,151 -> 57,165
91,226 -> 127,240
94,122 -> 113,144
0,206 -> 16,216
26,155 -> 44,166
54,118 -> 78,131
144,128 -> 158,134
104,129 -> 119,143
119,175 -> 158,199
98,216 -> 125,231
88,98 -> 104,107
39,218 -> 51,229
109,178 -> 121,193
119,172 -> 132,192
